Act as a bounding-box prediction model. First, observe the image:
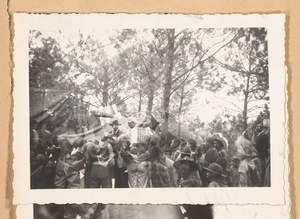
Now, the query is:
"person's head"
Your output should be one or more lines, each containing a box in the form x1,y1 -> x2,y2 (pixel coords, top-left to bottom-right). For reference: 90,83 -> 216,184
128,120 -> 136,129
179,161 -> 191,179
262,118 -> 270,130
180,146 -> 192,159
137,148 -> 146,157
118,134 -> 130,142
110,120 -> 121,131
174,156 -> 199,179
187,139 -> 197,152
87,142 -> 100,155
149,145 -> 163,161
231,157 -> 241,169
171,138 -> 181,149
118,134 -> 131,151
216,158 -> 228,171
206,138 -> 215,150
43,130 -> 52,146
255,123 -> 262,132
213,140 -> 223,151
206,163 -> 223,183
130,146 -> 138,155
145,135 -> 160,150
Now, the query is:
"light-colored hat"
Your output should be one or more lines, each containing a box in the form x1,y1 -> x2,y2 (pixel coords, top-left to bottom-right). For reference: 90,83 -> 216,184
207,133 -> 228,151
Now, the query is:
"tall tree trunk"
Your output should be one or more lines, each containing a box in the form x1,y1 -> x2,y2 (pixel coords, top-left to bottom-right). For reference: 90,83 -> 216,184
102,77 -> 109,107
138,76 -> 142,116
77,97 -> 83,133
146,88 -> 154,126
147,87 -> 154,116
177,87 -> 184,138
243,73 -> 251,130
161,29 -> 175,146
243,45 -> 253,130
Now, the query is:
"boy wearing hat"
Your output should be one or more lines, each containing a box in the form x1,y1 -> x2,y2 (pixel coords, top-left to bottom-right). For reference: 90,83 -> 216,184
101,120 -> 123,142
173,155 -> 201,187
207,134 -> 228,158
206,163 -> 228,187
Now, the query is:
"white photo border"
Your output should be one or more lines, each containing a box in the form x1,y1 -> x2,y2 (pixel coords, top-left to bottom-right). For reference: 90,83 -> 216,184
13,13 -> 287,205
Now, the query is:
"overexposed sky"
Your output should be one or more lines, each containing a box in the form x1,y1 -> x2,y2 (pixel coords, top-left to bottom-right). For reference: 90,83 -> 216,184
30,28 -> 268,124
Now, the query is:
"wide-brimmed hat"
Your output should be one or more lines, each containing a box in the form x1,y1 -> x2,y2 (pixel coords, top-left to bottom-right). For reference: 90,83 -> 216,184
180,146 -> 192,156
173,156 -> 199,172
201,163 -> 227,177
109,120 -> 121,126
207,133 -> 228,151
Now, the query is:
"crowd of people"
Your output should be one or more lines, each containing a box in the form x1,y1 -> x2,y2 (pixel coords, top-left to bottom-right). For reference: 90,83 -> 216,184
30,116 -> 270,189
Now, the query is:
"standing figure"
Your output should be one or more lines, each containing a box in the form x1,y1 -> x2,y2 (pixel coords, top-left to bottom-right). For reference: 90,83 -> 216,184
88,142 -> 113,188
252,121 -> 270,164
173,156 -> 201,187
54,120 -> 84,189
207,134 -> 228,158
238,146 -> 262,187
205,163 -> 228,187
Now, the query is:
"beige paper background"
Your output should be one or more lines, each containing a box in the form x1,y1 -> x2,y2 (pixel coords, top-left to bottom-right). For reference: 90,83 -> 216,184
1,0 -> 299,218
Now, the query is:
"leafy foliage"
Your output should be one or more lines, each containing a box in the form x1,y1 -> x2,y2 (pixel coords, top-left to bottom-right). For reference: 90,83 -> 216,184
29,28 -> 269,141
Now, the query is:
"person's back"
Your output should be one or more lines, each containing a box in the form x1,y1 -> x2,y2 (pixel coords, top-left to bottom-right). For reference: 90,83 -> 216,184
121,149 -> 139,188
160,154 -> 177,187
136,160 -> 152,188
208,176 -> 228,187
150,160 -> 171,187
127,161 -> 138,188
238,159 -> 261,187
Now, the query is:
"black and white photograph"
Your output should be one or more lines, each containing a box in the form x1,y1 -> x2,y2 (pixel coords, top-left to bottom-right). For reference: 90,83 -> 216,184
28,27 -> 271,190
13,14 -> 287,205
32,203 -> 213,219
16,202 -> 291,219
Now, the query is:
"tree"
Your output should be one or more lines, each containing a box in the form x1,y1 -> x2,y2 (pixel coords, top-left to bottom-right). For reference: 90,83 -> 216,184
210,28 -> 269,129
65,34 -> 130,110
111,29 -> 169,119
29,30 -> 72,90
111,28 -> 241,144
156,28 -> 241,145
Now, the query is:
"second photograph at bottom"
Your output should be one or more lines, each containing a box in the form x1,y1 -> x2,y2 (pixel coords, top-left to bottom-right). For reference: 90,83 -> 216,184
33,203 -> 213,219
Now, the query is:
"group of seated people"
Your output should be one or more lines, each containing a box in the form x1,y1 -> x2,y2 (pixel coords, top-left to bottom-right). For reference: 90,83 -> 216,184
30,118 -> 270,189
